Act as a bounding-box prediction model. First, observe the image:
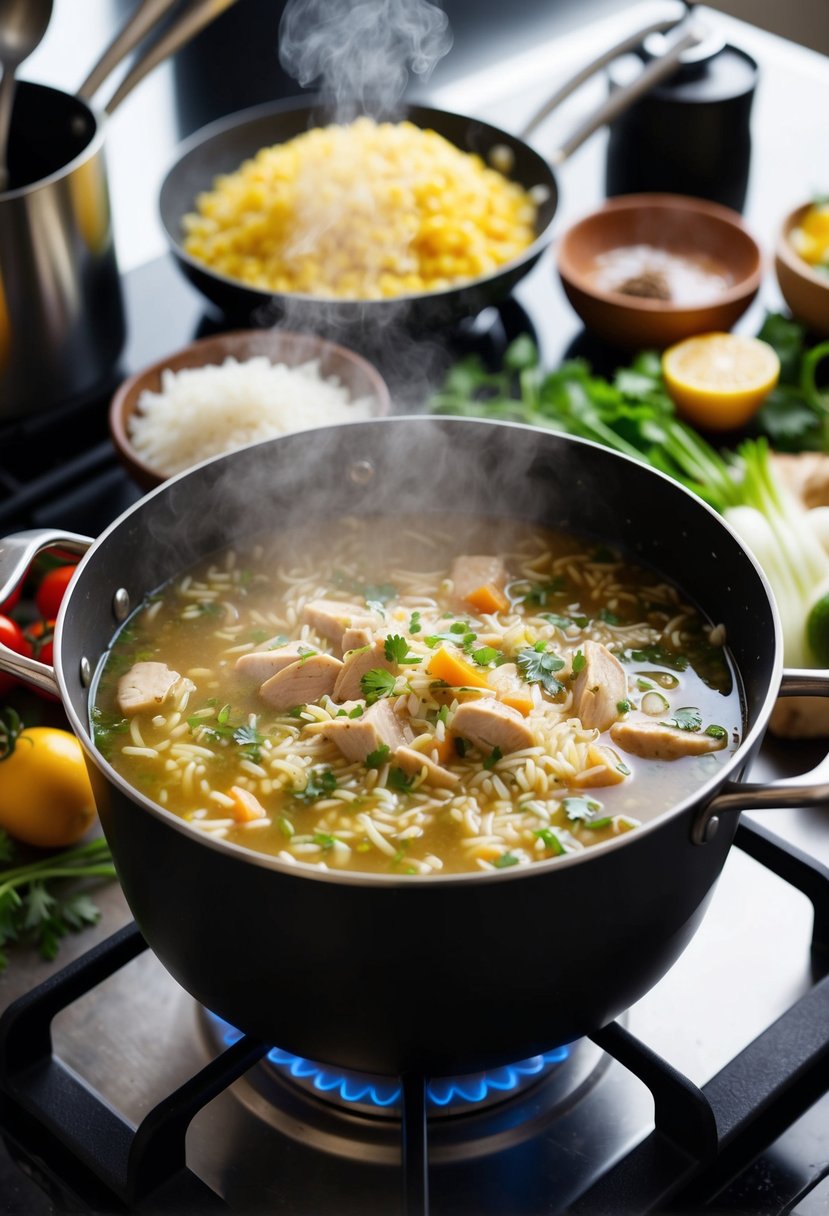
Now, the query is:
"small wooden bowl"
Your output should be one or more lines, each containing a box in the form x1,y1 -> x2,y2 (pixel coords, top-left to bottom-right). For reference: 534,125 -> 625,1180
110,329 -> 392,491
775,202 -> 829,338
556,194 -> 763,350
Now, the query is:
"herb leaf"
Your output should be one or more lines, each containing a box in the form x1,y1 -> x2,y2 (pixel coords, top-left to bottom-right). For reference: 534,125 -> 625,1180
562,795 -> 604,823
661,706 -> 702,732
387,767 -> 414,793
294,769 -> 337,801
483,746 -> 503,770
516,646 -> 566,696
361,668 -> 398,704
365,744 -> 390,769
384,635 -> 421,665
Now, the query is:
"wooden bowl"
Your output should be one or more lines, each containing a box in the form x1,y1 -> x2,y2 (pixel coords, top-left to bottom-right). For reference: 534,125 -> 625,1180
775,202 -> 829,338
109,329 -> 392,491
556,194 -> 763,350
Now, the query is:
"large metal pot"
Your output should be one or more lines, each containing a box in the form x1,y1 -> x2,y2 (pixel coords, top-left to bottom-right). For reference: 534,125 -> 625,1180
0,82 -> 125,420
2,419 -> 829,1078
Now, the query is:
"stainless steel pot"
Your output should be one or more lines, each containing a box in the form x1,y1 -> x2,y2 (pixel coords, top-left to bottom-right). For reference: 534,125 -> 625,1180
0,81 -> 125,420
2,419 -> 829,1076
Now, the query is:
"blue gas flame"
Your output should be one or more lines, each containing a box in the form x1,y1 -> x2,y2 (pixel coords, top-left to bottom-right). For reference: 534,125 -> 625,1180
208,1011 -> 570,1110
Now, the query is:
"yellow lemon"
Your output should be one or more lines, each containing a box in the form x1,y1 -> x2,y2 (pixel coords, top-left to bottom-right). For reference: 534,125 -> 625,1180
662,333 -> 780,432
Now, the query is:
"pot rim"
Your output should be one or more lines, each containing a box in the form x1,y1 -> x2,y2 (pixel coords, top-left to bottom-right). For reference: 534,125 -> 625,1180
57,416 -> 783,887
0,81 -> 107,204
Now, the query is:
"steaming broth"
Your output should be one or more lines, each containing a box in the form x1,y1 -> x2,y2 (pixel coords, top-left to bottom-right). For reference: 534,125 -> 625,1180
92,515 -> 741,876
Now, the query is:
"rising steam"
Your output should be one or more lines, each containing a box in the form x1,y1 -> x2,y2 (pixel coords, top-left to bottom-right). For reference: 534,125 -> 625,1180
278,0 -> 452,116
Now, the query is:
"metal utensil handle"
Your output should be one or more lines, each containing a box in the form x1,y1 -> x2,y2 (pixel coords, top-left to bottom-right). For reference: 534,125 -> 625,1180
104,0 -> 239,116
691,668 -> 829,845
0,529 -> 92,697
77,0 -> 180,103
548,24 -> 701,165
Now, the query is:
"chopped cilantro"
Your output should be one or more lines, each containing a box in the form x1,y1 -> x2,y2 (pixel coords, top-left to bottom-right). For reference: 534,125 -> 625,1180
231,722 -> 266,762
409,611 -> 422,634
471,646 -> 500,666
384,635 -> 421,665
621,644 -> 689,672
294,769 -> 337,802
361,668 -> 397,704
571,649 -> 586,674
705,724 -> 728,740
493,852 -> 520,868
516,646 -> 566,696
543,612 -> 588,630
348,704 -> 364,718
365,744 -> 390,769
287,705 -> 305,718
387,767 -> 414,793
662,706 -> 702,732
519,577 -> 566,607
599,609 -> 620,625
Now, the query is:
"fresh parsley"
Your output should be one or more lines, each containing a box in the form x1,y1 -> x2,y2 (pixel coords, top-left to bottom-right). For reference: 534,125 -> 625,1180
384,635 -> 421,665
516,646 -> 566,696
661,707 -> 702,732
293,769 -> 338,801
562,795 -> 604,823
471,646 -> 501,666
365,744 -> 390,769
543,612 -> 588,630
409,611 -> 422,634
493,852 -> 520,868
0,833 -> 116,974
361,668 -> 397,704
387,767 -> 414,793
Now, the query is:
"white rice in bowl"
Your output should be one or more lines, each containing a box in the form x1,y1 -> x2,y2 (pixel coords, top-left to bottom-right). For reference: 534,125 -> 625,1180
127,355 -> 376,477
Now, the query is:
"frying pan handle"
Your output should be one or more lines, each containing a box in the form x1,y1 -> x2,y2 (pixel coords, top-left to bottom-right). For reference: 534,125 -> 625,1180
691,668 -> 829,846
0,529 -> 92,697
519,16 -> 702,164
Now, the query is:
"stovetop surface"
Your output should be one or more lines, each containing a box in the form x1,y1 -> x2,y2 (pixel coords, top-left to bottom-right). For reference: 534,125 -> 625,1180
2,8 -> 829,1214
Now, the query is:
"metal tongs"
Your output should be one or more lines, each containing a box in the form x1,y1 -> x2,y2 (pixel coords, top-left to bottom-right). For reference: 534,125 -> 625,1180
77,0 -> 239,115
519,8 -> 704,163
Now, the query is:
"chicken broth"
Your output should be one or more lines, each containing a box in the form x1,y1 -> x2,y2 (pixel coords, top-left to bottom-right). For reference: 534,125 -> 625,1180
91,515 -> 742,876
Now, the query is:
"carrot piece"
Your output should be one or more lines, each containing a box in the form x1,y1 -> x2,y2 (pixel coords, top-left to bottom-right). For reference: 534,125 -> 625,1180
229,785 -> 267,823
428,646 -> 491,689
499,691 -> 535,716
466,583 -> 509,614
432,731 -> 456,764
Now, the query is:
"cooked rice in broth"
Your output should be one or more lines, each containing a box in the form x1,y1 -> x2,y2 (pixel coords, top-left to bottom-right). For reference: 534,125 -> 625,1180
92,515 -> 741,876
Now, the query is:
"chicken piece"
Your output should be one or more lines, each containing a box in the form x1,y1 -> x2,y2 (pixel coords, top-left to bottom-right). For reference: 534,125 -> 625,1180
450,555 -> 508,611
451,697 -> 534,754
333,638 -> 397,702
235,639 -> 316,683
572,641 -> 627,732
487,662 -> 535,715
572,743 -> 629,788
116,662 -> 193,716
258,653 -> 343,712
395,745 -> 459,788
322,699 -> 406,764
302,599 -> 379,651
610,720 -> 726,760
341,625 -> 375,654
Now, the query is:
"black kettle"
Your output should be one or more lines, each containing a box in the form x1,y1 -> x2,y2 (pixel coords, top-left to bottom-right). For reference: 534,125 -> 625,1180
605,26 -> 758,213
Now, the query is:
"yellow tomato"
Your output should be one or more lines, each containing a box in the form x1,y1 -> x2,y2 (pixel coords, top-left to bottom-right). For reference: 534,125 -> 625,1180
0,727 -> 97,848
662,333 -> 780,432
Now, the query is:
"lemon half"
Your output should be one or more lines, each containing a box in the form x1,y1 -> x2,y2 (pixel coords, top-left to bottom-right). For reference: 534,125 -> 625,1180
662,333 -> 781,432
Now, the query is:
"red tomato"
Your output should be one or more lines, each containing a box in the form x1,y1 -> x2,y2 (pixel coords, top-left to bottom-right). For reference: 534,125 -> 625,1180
0,615 -> 33,697
0,583 -> 21,614
35,564 -> 76,619
24,620 -> 58,701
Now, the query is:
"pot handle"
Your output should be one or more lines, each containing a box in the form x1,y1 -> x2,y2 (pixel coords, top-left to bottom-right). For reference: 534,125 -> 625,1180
691,669 -> 829,845
0,529 -> 93,698
519,10 -> 703,162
